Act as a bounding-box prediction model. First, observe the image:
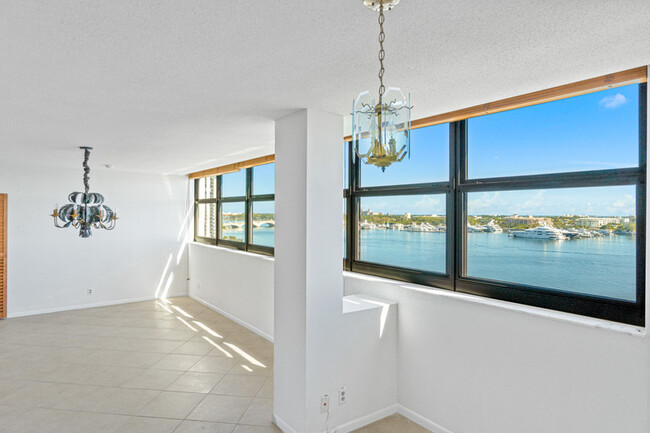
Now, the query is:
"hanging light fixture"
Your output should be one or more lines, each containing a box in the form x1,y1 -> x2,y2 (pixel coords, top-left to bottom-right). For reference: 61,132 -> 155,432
353,0 -> 412,172
50,147 -> 118,238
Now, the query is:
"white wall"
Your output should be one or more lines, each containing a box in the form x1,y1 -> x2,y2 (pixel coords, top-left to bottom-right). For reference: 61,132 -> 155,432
345,273 -> 649,433
188,243 -> 274,340
0,163 -> 190,316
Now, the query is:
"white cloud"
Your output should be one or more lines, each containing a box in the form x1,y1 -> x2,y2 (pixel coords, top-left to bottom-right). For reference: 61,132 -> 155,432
599,93 -> 627,109
412,196 -> 442,213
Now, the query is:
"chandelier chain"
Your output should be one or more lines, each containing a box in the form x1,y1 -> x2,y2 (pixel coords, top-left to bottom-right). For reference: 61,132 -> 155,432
82,148 -> 90,194
378,5 -> 385,103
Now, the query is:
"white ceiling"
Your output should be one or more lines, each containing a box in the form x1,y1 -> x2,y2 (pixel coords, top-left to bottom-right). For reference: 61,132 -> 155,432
1,1 -> 649,174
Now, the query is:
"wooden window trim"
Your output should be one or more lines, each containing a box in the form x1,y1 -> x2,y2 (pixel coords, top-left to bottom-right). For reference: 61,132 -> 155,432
188,155 -> 274,180
344,66 -> 647,140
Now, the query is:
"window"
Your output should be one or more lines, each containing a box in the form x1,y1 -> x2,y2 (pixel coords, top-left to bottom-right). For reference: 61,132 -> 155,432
345,71 -> 646,326
194,161 -> 275,255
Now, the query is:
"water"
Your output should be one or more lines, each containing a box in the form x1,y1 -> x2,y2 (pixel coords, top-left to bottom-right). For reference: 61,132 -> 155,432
222,228 -> 275,248
220,227 -> 636,301
359,231 -> 636,301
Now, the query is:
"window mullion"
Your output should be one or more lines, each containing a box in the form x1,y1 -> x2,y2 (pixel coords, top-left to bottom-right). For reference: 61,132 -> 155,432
216,175 -> 222,243
455,120 -> 468,282
245,168 -> 253,250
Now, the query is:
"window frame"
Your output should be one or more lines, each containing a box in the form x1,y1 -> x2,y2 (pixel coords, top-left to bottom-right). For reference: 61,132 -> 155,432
345,82 -> 647,326
194,164 -> 275,256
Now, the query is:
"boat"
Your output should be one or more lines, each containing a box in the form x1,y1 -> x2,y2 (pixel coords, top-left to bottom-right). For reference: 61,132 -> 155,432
485,220 -> 503,233
510,226 -> 567,240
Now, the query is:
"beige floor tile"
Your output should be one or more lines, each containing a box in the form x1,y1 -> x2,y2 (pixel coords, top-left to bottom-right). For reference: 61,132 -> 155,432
160,329 -> 199,341
0,298 -> 289,433
256,378 -> 273,398
29,408 -> 126,433
4,360 -> 63,381
167,371 -> 225,393
122,368 -> 184,390
174,420 -> 236,433
0,405 -> 38,433
53,384 -> 159,415
227,363 -> 272,377
211,374 -> 266,397
152,353 -> 203,371
42,363 -> 104,384
174,341 -> 215,356
190,356 -> 239,374
188,394 -> 252,423
239,398 -> 274,427
116,416 -> 182,433
127,339 -> 185,353
0,381 -> 76,408
137,390 -> 205,419
110,350 -> 168,368
86,366 -> 144,386
233,425 -> 282,433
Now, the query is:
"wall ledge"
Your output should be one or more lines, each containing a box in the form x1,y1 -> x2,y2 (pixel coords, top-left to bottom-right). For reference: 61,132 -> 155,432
342,294 -> 397,314
344,271 -> 645,338
190,241 -> 274,262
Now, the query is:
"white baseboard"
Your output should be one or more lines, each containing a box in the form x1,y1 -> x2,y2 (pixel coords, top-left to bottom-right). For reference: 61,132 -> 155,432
6,292 -> 188,318
189,293 -> 274,343
273,413 -> 299,433
335,404 -> 397,433
397,404 -> 453,433
273,405 -> 396,433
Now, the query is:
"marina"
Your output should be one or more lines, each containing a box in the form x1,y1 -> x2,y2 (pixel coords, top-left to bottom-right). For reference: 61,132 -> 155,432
358,230 -> 636,301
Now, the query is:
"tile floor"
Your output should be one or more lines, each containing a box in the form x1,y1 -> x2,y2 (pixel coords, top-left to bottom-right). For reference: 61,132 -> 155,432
0,297 -> 428,433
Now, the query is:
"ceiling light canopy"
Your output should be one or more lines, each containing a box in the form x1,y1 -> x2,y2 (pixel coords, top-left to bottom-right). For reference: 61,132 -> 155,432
353,0 -> 412,172
50,147 -> 118,238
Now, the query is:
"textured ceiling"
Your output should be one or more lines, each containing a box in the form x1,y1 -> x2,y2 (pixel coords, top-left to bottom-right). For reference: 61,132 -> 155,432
1,1 -> 649,174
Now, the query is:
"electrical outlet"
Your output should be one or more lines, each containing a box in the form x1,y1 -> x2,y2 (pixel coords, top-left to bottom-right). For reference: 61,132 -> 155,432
321,393 -> 329,413
338,387 -> 346,405
87,288 -> 93,295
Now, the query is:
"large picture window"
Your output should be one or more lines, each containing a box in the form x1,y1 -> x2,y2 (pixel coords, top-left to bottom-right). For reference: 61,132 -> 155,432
345,72 -> 646,326
194,162 -> 275,255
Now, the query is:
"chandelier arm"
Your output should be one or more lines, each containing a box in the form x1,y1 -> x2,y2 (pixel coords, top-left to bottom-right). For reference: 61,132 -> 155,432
397,145 -> 408,162
354,147 -> 370,159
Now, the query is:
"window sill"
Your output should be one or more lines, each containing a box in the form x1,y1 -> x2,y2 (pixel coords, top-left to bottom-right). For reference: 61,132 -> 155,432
190,241 -> 275,262
342,294 -> 397,314
343,271 -> 646,337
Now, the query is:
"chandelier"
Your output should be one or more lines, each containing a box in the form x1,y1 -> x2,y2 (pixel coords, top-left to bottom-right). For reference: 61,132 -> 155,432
50,147 -> 118,238
352,0 -> 412,172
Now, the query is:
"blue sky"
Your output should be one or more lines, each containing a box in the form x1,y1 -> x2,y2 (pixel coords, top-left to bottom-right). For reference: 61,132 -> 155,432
221,162 -> 275,197
220,163 -> 275,214
358,84 -> 640,216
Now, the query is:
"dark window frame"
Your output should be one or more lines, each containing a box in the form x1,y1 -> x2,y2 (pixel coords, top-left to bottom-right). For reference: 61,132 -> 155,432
194,164 -> 275,256
345,83 -> 646,326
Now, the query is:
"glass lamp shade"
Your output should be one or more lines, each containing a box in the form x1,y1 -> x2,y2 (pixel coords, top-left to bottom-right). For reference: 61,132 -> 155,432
352,87 -> 411,172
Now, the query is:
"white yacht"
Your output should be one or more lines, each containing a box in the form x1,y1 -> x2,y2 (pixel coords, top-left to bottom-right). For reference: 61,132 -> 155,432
510,226 -> 567,240
485,220 -> 503,233
467,224 -> 485,233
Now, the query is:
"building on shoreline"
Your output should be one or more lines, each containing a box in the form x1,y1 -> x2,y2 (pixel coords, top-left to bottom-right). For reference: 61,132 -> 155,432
503,214 -> 552,227
575,216 -> 622,228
